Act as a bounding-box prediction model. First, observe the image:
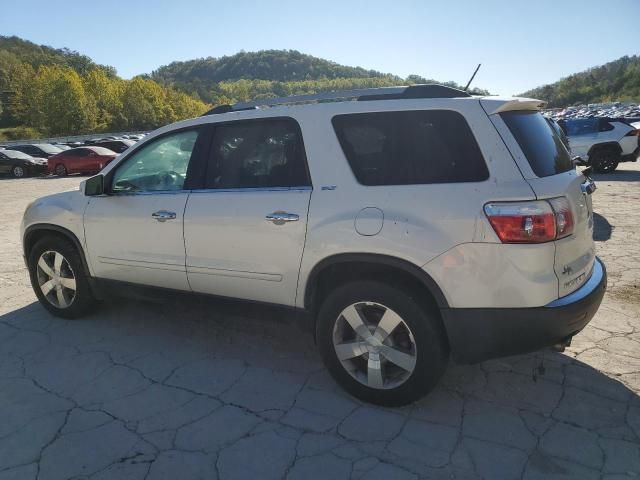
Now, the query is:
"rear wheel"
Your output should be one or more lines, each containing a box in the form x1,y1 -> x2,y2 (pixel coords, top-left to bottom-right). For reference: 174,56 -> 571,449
54,164 -> 67,176
11,165 -> 26,178
591,149 -> 619,173
316,280 -> 448,406
28,236 -> 96,319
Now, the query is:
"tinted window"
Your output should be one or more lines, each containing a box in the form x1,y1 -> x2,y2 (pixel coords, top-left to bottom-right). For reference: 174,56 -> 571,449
598,119 -> 615,132
332,110 -> 488,186
205,118 -> 310,189
111,129 -> 200,192
563,119 -> 597,136
36,144 -> 62,154
501,111 -> 573,177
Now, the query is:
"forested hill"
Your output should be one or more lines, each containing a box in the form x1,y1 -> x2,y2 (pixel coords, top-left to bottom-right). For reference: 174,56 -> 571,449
150,50 -> 487,104
520,55 -> 640,107
0,35 -> 115,76
0,36 -> 488,139
152,50 -> 394,85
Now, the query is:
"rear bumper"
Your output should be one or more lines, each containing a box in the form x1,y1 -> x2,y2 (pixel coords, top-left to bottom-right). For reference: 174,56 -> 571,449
442,257 -> 607,363
620,145 -> 639,163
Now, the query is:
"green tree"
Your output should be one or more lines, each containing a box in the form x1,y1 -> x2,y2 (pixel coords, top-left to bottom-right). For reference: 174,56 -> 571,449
29,66 -> 97,135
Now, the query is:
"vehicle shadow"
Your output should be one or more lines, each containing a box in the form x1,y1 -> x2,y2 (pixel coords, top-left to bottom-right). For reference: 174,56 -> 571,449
593,212 -> 613,242
591,167 -> 640,182
2,296 -> 637,479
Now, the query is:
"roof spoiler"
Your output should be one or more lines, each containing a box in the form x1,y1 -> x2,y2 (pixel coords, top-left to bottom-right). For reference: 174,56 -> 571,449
480,97 -> 546,115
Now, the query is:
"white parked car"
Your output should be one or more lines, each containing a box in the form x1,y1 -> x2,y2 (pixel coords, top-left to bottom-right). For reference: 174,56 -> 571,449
21,85 -> 606,406
558,118 -> 640,173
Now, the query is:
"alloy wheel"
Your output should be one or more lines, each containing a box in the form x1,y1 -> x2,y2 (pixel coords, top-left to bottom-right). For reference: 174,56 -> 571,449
332,302 -> 417,389
12,166 -> 25,178
55,164 -> 67,176
36,250 -> 76,308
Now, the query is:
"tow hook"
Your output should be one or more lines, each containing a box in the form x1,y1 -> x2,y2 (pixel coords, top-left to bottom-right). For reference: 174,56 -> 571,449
551,336 -> 573,353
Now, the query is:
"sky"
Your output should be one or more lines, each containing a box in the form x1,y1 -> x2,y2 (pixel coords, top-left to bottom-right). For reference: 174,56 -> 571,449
2,0 -> 639,95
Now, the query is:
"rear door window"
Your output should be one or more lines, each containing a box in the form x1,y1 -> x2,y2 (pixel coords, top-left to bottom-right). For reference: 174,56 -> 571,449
500,111 -> 573,178
332,110 -> 488,186
204,118 -> 310,189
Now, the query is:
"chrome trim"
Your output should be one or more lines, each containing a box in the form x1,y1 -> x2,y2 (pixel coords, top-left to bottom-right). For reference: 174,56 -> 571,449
190,186 -> 312,194
546,258 -> 604,308
152,210 -> 177,222
581,178 -> 596,195
111,190 -> 189,196
266,212 -> 299,224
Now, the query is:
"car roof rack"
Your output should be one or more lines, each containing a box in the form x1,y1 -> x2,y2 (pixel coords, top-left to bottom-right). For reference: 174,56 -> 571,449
202,84 -> 471,116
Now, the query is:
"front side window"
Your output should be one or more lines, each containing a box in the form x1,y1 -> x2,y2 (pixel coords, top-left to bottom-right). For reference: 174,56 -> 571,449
111,129 -> 200,193
332,110 -> 489,186
204,118 -> 310,189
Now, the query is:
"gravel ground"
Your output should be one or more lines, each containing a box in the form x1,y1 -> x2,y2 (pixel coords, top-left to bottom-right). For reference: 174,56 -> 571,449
0,164 -> 639,480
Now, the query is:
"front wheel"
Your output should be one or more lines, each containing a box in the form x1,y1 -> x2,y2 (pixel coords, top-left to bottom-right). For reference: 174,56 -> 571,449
316,281 -> 448,406
591,149 -> 619,173
28,236 -> 97,319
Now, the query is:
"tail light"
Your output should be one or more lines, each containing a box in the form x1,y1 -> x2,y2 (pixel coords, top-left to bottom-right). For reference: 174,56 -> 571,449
484,198 -> 574,244
548,197 -> 574,238
625,129 -> 640,136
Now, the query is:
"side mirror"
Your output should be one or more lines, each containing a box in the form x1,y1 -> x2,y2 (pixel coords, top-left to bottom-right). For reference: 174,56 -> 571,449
84,174 -> 105,196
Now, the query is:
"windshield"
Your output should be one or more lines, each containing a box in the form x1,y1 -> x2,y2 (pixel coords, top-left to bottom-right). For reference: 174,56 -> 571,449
3,149 -> 32,159
500,111 -> 573,177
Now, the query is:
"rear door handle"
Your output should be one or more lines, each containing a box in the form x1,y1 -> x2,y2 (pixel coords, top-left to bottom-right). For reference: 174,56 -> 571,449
266,212 -> 299,224
152,210 -> 177,222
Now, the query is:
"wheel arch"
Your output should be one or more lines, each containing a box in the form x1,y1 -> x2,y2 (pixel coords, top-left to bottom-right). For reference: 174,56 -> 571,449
23,224 -> 91,276
303,253 -> 449,312
587,142 -> 622,158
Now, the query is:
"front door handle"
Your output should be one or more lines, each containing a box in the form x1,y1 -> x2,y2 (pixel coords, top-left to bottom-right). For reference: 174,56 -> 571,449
152,210 -> 177,222
266,212 -> 299,224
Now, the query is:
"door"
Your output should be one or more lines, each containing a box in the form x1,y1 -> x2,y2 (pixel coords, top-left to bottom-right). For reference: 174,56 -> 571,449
184,117 -> 312,306
0,154 -> 10,174
84,127 -> 206,290
564,119 -> 598,158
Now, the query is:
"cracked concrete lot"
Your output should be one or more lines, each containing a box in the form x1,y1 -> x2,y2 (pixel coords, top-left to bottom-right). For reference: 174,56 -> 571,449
0,163 -> 639,480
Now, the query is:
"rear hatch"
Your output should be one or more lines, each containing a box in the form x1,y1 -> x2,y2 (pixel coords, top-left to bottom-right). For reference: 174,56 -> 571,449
485,104 -> 596,299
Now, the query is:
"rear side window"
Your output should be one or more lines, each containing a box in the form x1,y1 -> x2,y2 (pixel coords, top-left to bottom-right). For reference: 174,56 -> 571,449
205,118 -> 310,189
332,110 -> 488,186
501,111 -> 573,178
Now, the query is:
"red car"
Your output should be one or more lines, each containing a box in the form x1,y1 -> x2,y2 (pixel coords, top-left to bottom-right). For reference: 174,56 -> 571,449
48,146 -> 117,176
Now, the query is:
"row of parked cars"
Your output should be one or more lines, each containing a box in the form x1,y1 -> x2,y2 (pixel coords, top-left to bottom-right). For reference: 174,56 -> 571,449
545,102 -> 640,122
0,135 -> 146,178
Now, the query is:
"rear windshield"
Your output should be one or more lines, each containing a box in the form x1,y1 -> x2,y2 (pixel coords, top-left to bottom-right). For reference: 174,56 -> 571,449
35,144 -> 63,154
500,111 -> 573,177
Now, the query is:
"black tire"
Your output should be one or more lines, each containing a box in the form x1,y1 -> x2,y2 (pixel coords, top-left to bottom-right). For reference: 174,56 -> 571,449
11,165 -> 27,178
27,235 -> 96,319
316,280 -> 448,406
54,164 -> 67,176
590,149 -> 619,173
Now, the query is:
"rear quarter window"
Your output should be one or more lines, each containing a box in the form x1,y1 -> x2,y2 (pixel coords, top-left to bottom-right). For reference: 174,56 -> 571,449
500,111 -> 573,178
332,110 -> 489,186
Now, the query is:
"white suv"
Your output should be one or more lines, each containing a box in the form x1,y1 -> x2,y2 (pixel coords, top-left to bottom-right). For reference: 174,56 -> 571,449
558,117 -> 640,173
21,85 -> 607,406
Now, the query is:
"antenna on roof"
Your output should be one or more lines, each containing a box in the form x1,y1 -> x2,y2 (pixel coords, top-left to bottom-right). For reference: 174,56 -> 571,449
463,64 -> 481,92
